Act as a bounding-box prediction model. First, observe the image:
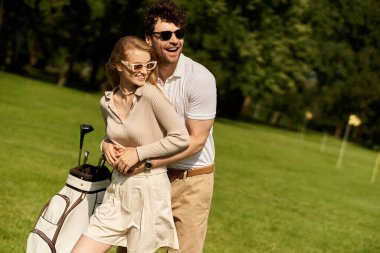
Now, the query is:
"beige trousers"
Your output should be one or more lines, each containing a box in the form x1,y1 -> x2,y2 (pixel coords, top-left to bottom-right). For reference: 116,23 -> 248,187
168,172 -> 214,253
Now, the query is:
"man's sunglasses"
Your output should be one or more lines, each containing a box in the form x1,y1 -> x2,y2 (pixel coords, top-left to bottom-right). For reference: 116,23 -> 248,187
121,60 -> 157,72
151,29 -> 186,41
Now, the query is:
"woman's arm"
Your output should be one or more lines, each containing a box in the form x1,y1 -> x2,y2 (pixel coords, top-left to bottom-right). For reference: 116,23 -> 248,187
115,85 -> 189,173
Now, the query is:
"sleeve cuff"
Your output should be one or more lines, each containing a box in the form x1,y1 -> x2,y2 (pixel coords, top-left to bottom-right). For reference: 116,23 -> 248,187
100,139 -> 105,152
136,146 -> 145,161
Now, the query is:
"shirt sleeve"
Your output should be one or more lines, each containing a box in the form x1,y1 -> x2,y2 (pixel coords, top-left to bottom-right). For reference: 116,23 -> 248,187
99,95 -> 112,150
99,96 -> 108,127
187,69 -> 217,120
136,86 -> 190,161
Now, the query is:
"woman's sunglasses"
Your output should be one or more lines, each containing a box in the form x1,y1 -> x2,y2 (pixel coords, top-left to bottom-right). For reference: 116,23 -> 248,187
121,60 -> 157,72
151,29 -> 186,41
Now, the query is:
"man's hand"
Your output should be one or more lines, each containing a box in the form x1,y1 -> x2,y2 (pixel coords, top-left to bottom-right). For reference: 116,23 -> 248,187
115,147 -> 140,175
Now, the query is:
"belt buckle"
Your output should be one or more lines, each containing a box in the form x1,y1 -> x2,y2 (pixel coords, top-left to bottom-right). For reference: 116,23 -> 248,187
169,169 -> 187,179
182,170 -> 188,179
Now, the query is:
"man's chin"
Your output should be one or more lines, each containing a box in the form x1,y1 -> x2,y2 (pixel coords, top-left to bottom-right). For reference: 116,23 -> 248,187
165,54 -> 180,64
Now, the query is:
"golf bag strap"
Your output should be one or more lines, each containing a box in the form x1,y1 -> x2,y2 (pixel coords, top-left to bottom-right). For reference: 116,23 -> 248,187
31,194 -> 70,228
31,229 -> 56,253
52,193 -> 86,245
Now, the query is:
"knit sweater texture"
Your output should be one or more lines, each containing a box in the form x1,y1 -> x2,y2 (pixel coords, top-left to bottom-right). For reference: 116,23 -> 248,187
100,84 -> 189,164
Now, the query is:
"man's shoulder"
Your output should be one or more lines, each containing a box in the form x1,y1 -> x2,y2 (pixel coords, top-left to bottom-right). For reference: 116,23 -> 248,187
181,54 -> 215,81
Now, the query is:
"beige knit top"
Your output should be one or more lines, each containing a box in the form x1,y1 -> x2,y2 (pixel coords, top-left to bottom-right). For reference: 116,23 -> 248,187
100,83 -> 189,165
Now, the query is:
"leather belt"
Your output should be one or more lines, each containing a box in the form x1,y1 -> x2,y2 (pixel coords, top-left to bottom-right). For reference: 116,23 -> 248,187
167,164 -> 214,178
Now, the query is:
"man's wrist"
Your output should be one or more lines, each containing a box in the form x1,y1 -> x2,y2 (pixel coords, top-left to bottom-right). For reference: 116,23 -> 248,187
144,158 -> 153,172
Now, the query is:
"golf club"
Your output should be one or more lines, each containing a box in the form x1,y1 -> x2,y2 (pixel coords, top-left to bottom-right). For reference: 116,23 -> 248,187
101,156 -> 106,168
97,154 -> 104,168
96,154 -> 105,173
78,124 -> 94,166
83,150 -> 89,165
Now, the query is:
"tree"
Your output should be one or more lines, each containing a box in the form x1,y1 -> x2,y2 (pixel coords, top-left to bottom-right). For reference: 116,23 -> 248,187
1,0 -> 379,145
310,0 -> 380,143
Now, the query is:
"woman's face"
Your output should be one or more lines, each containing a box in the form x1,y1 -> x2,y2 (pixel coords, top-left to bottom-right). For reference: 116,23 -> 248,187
120,49 -> 152,88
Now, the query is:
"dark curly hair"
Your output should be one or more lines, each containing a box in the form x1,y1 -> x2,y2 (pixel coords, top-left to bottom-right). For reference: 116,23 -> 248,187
143,0 -> 187,35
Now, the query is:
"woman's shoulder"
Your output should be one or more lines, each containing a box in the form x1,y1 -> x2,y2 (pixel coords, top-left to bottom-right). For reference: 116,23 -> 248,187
143,82 -> 161,92
140,83 -> 163,97
139,83 -> 171,104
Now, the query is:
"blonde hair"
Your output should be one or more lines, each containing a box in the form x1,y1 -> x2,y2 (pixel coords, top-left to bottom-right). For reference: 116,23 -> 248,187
105,36 -> 157,87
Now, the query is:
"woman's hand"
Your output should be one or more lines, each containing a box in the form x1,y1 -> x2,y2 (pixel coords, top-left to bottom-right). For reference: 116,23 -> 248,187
115,147 -> 140,175
102,140 -> 125,167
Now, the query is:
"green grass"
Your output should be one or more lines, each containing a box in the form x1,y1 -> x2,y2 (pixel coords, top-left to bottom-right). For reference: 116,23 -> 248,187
1,71 -> 380,252
209,121 -> 380,252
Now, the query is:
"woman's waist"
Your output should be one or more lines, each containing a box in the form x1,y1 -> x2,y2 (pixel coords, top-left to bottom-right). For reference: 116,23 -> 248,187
113,167 -> 167,178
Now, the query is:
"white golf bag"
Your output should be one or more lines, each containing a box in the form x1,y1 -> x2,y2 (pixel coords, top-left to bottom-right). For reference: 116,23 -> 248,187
26,164 -> 111,253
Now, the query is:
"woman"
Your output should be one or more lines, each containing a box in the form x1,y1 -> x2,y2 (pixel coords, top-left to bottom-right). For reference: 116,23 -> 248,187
71,36 -> 189,253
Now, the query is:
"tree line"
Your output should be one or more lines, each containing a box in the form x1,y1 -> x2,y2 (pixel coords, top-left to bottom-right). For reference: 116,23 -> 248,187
1,0 -> 380,146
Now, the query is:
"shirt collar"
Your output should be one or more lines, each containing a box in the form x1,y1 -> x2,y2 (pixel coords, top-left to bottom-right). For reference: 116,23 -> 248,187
158,53 -> 186,84
134,85 -> 144,96
172,53 -> 186,78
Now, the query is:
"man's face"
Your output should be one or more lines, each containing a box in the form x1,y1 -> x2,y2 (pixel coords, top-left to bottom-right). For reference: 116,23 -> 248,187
146,18 -> 184,65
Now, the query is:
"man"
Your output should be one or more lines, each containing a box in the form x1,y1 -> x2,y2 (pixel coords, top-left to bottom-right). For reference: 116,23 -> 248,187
111,1 -> 217,252
142,2 -> 217,252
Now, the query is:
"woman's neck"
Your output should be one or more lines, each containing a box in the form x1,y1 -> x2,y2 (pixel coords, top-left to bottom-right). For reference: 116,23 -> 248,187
119,82 -> 136,95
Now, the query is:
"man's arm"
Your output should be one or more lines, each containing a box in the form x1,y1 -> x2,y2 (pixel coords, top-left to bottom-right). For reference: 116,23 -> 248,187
152,118 -> 214,168
104,118 -> 213,174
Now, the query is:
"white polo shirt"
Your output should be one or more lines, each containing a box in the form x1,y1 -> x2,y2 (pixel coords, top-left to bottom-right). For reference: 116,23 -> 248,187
157,54 -> 217,170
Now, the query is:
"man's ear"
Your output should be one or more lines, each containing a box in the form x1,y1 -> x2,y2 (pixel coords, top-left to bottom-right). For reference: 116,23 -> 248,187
145,36 -> 152,47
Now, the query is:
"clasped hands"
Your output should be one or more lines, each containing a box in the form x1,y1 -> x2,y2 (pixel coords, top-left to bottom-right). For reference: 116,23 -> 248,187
102,141 -> 143,175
